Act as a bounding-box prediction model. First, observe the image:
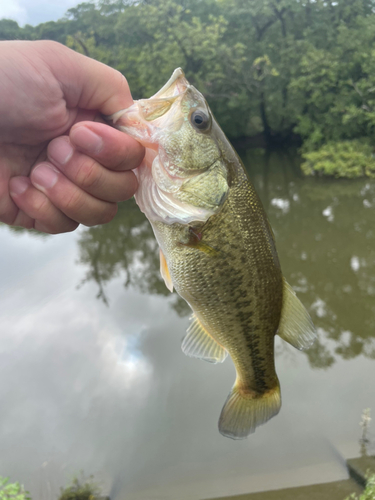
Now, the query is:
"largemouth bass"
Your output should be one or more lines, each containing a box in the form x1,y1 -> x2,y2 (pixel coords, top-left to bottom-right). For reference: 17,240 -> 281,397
110,69 -> 316,439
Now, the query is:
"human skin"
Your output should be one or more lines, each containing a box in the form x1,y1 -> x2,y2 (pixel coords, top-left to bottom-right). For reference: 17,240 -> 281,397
0,40 -> 145,233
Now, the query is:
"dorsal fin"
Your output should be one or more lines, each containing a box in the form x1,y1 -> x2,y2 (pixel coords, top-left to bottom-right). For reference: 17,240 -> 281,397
277,279 -> 316,350
159,249 -> 173,292
182,314 -> 228,364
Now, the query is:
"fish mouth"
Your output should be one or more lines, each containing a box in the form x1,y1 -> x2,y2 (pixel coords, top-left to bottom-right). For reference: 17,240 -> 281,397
108,68 -> 189,146
137,68 -> 189,123
103,68 -> 190,125
151,68 -> 189,99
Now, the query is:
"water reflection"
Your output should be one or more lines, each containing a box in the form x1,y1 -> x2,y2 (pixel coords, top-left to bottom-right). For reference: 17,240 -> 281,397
1,149 -> 374,500
76,149 -> 375,368
77,200 -> 190,316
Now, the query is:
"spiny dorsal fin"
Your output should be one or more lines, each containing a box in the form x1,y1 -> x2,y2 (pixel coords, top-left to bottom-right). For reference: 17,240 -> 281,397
159,248 -> 173,292
182,314 -> 227,364
277,279 -> 316,350
219,380 -> 281,439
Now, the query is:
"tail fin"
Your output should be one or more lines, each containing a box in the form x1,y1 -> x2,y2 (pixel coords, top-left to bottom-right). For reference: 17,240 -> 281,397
218,382 -> 281,440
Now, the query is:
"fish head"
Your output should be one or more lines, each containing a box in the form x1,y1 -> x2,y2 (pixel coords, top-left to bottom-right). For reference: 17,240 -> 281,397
110,69 -> 229,224
112,68 -> 220,175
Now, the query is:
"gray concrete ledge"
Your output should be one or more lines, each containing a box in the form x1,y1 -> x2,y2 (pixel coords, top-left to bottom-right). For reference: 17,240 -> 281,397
206,456 -> 375,500
205,479 -> 362,500
347,456 -> 375,487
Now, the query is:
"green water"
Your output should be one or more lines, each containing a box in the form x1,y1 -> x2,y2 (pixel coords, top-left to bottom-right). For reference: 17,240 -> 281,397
79,148 -> 375,370
0,149 -> 374,499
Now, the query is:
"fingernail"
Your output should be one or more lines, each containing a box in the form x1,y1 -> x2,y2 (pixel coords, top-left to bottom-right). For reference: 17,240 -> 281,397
32,164 -> 59,190
70,126 -> 103,154
10,177 -> 29,196
48,138 -> 74,166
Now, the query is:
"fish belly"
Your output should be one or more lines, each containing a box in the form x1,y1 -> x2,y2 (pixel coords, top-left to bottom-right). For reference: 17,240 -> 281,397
152,180 -> 283,438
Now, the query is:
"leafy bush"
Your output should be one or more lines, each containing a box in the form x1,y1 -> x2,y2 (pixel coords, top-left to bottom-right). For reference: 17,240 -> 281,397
6,0 -> 375,147
346,473 -> 375,500
58,475 -> 101,500
301,139 -> 375,178
0,477 -> 31,500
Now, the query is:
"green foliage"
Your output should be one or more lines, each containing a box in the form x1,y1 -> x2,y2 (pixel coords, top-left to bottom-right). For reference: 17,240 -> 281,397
346,473 -> 375,500
0,19 -> 24,40
4,0 -> 375,175
301,139 -> 375,178
58,475 -> 101,500
290,15 -> 375,151
0,477 -> 31,500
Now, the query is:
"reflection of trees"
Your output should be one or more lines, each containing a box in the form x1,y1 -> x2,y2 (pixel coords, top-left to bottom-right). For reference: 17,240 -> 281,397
77,151 -> 375,368
77,198 -> 190,315
249,150 -> 375,368
304,336 -> 335,370
1,225 -> 50,238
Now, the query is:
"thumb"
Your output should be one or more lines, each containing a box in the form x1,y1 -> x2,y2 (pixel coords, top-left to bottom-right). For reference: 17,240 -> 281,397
35,41 -> 133,115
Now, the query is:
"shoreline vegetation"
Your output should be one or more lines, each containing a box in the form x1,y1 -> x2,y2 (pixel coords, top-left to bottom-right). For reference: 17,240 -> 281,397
0,474 -> 108,500
1,466 -> 374,500
2,0 -> 375,178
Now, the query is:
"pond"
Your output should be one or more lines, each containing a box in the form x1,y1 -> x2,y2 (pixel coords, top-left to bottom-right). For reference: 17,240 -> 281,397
0,149 -> 374,500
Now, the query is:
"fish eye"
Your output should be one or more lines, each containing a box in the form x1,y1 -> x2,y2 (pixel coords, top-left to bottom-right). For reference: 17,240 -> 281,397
190,110 -> 211,131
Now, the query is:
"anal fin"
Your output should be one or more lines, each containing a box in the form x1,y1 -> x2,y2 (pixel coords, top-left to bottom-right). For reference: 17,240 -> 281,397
160,249 -> 173,292
277,278 -> 317,350
182,315 -> 227,364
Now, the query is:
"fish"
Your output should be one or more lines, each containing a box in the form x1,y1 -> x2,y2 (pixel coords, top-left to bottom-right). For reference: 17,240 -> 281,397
109,69 -> 316,439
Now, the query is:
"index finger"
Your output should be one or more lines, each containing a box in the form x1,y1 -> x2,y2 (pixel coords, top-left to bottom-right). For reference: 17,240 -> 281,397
68,122 -> 145,172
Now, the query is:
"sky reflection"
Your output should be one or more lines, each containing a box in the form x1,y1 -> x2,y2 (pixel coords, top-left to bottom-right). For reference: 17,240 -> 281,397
0,150 -> 374,499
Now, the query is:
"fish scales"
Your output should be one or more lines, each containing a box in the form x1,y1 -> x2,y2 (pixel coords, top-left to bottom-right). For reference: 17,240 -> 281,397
110,68 -> 316,439
153,163 -> 283,394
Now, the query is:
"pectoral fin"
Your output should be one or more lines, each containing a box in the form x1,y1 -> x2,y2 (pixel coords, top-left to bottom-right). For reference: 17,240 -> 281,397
160,249 -> 173,292
178,227 -> 219,257
180,241 -> 219,257
277,278 -> 316,350
182,315 -> 227,363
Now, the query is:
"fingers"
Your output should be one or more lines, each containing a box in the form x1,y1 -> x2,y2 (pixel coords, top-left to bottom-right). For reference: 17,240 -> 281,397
70,122 -> 144,171
30,163 -> 118,226
46,123 -> 142,203
0,173 -> 18,226
10,161 -> 119,233
9,177 -> 79,234
9,123 -> 143,233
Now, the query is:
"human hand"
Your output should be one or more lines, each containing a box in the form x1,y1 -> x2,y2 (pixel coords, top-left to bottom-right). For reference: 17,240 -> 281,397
0,40 -> 144,233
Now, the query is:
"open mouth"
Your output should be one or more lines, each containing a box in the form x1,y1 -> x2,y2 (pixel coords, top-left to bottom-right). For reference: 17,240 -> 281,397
108,68 -> 193,149
151,68 -> 189,99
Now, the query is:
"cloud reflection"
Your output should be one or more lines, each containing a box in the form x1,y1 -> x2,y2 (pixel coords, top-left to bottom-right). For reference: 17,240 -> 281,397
0,152 -> 375,499
74,161 -> 375,370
